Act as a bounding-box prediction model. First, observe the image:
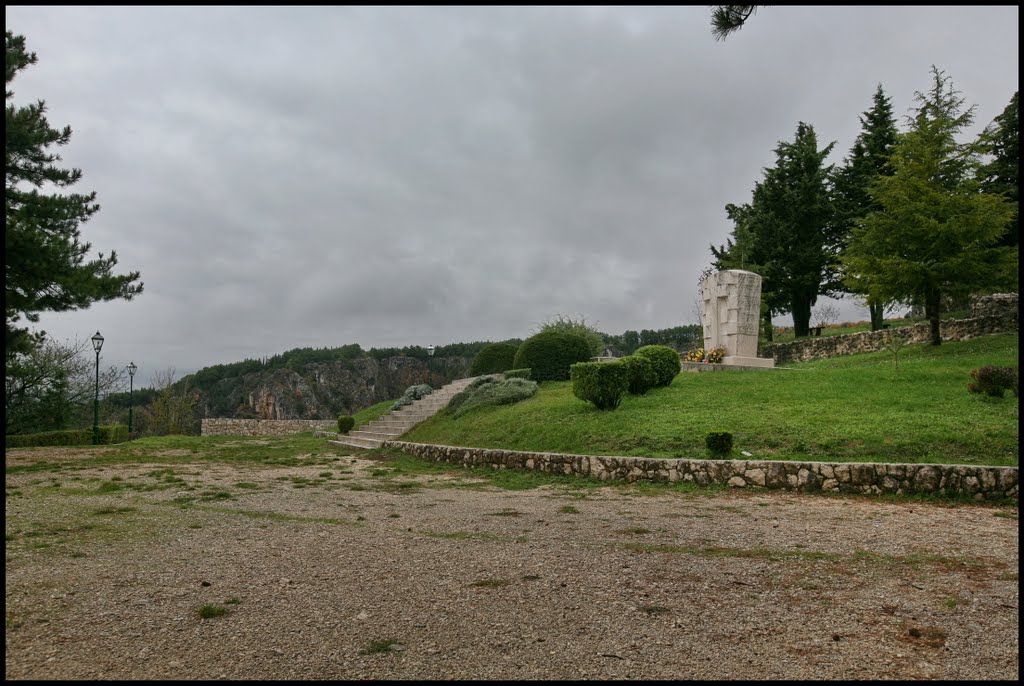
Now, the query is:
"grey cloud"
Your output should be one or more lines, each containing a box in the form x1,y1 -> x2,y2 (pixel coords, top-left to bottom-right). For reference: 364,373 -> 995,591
8,5 -> 1017,384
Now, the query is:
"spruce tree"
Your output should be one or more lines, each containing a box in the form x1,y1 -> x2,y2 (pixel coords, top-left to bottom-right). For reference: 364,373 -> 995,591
833,84 -> 900,330
5,31 -> 143,357
976,91 -> 1018,248
842,68 -> 1016,346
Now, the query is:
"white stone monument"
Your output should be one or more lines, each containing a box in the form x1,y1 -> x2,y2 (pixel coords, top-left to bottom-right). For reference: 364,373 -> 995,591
699,269 -> 775,368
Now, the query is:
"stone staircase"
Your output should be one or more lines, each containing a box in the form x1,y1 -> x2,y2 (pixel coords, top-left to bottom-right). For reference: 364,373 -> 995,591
328,377 -> 478,450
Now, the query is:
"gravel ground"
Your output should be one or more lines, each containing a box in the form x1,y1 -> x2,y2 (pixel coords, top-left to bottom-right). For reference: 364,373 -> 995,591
4,447 -> 1019,680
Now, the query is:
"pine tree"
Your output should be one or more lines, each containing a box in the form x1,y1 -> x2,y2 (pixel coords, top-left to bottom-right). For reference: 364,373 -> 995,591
833,84 -> 901,330
709,6 -> 762,41
842,68 -> 1016,346
976,91 -> 1018,248
5,31 -> 143,357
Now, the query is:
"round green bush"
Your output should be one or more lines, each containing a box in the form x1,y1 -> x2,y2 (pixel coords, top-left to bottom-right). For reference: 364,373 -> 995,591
469,342 -> 520,376
633,345 -> 681,387
571,361 -> 628,410
337,415 -> 355,434
619,355 -> 657,395
511,331 -> 592,382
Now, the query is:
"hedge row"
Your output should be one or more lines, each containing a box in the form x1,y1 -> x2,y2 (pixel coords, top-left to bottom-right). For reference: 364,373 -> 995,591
5,424 -> 130,449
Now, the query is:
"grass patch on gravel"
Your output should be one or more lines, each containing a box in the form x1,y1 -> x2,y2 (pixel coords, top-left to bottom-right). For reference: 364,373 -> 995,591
359,639 -> 402,655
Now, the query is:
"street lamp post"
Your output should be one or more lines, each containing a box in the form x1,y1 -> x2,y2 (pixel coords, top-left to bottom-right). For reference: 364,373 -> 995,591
427,345 -> 435,385
91,331 -> 104,445
127,361 -> 137,436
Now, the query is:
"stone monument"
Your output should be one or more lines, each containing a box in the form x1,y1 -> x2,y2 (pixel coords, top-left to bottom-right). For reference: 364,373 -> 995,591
699,269 -> 775,368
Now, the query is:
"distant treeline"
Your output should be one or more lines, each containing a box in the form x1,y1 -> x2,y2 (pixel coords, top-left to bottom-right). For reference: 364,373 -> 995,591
184,340 -> 522,391
180,326 -> 701,392
602,325 -> 702,356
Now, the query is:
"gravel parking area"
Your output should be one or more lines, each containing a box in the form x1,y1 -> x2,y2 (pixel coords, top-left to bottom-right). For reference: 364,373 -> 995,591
5,448 -> 1019,680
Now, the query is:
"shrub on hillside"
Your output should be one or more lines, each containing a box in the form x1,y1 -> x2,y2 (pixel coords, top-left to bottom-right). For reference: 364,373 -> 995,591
634,345 -> 681,387
448,377 -> 538,418
536,314 -> 606,358
968,366 -> 1018,398
705,431 -> 733,457
570,361 -> 628,410
447,376 -> 499,414
619,355 -> 656,395
391,384 -> 433,411
512,331 -> 592,382
337,415 -> 355,434
469,342 -> 520,376
503,368 -> 531,380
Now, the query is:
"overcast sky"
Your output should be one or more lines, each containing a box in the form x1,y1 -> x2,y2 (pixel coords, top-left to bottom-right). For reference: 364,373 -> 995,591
6,6 -> 1018,385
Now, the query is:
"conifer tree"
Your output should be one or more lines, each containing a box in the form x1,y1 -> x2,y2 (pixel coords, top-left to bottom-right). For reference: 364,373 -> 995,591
833,84 -> 901,330
5,31 -> 143,357
976,91 -> 1018,247
715,123 -> 837,338
842,68 -> 1016,346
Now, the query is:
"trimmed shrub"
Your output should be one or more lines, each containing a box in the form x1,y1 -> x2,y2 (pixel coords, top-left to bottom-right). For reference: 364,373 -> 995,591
570,361 -> 628,410
503,368 -> 531,380
619,355 -> 656,395
968,366 -> 1018,398
634,345 -> 681,387
5,424 -> 129,449
337,415 -> 355,434
391,384 -> 434,410
512,331 -> 592,382
705,431 -> 734,457
469,342 -> 520,376
449,377 -> 539,418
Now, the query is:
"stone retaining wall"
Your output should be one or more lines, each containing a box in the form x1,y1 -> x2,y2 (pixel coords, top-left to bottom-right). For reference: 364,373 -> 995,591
386,441 -> 1017,501
762,312 -> 1018,365
201,418 -> 336,437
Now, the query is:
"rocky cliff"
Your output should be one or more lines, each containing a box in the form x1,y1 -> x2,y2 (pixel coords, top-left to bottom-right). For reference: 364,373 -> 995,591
195,356 -> 472,420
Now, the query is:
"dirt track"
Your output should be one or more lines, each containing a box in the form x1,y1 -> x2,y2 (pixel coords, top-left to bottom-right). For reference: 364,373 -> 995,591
5,447 -> 1019,680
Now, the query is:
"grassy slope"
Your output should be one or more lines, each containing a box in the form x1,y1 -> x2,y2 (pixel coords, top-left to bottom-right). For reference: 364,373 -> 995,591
403,333 -> 1019,466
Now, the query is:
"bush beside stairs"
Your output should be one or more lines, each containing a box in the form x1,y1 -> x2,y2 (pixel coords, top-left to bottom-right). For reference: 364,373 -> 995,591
329,377 -> 478,450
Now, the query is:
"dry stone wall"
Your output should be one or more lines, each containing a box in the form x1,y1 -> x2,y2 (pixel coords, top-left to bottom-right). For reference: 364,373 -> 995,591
201,418 -> 335,437
762,306 -> 1017,365
387,441 -> 1017,501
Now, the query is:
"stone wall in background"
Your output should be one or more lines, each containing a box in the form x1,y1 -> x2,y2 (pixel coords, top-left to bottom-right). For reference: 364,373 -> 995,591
387,441 -> 1017,501
762,293 -> 1018,365
201,418 -> 335,437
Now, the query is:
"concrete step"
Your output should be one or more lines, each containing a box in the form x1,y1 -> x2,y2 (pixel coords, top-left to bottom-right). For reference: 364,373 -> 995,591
329,435 -> 383,450
364,419 -> 420,431
349,429 -> 405,442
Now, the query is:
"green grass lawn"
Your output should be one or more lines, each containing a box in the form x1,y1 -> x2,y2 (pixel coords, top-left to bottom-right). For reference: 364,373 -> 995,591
402,333 -> 1019,466
352,399 -> 397,428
